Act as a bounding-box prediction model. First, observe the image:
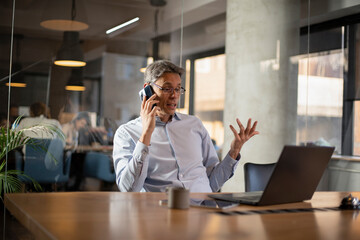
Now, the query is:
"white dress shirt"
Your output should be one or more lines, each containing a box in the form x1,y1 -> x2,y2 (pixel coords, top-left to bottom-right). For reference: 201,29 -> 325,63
17,115 -> 62,139
113,112 -> 239,192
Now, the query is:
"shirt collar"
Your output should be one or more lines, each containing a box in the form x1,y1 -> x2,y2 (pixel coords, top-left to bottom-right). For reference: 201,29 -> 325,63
155,112 -> 181,126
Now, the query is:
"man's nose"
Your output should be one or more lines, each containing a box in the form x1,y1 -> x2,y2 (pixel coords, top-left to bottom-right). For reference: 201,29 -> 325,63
169,90 -> 177,97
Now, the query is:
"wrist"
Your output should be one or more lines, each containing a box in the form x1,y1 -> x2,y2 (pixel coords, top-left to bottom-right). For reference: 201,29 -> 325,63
140,131 -> 152,146
229,148 -> 241,160
229,152 -> 239,160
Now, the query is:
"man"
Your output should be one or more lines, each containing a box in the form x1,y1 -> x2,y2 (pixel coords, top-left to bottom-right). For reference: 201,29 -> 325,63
113,60 -> 259,192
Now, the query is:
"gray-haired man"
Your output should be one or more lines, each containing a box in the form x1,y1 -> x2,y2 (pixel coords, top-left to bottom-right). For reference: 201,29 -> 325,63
113,60 -> 259,192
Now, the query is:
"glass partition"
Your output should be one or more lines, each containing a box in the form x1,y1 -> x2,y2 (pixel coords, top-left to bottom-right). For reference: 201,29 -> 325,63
1,0 -> 15,238
0,0 -> 189,236
3,0 -> 360,236
0,0 -> 189,192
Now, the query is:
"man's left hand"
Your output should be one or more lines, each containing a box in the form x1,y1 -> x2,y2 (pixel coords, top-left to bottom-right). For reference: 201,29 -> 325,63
229,118 -> 259,160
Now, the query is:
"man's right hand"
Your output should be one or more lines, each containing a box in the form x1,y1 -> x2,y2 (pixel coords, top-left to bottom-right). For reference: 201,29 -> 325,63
139,94 -> 159,146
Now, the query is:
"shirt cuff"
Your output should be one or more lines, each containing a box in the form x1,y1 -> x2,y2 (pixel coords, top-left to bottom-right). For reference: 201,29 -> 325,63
227,152 -> 241,161
224,152 -> 241,165
221,153 -> 241,175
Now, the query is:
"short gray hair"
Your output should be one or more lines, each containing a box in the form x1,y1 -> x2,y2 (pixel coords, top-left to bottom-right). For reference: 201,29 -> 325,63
144,60 -> 184,83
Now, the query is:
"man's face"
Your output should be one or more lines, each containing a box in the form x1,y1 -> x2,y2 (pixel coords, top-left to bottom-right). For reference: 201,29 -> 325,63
151,72 -> 182,118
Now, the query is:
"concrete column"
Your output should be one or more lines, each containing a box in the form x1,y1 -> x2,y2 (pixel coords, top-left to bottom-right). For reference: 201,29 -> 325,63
222,0 -> 300,191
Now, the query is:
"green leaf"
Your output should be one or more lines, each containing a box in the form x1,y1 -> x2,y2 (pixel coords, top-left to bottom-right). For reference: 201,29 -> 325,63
0,115 -> 64,195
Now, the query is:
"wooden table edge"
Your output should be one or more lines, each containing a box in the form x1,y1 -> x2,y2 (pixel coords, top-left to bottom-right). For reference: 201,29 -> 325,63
4,194 -> 56,240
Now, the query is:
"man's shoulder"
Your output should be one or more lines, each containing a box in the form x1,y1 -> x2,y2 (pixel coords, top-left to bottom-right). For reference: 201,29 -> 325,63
117,117 -> 141,133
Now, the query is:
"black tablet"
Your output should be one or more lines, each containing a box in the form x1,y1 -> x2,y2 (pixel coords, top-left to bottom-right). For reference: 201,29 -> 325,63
159,198 -> 239,209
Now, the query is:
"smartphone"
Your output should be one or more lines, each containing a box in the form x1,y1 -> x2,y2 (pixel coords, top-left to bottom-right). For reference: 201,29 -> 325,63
138,85 -> 156,108
139,85 -> 154,101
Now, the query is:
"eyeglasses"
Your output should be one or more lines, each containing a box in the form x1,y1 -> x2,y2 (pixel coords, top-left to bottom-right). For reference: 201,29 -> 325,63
151,82 -> 186,95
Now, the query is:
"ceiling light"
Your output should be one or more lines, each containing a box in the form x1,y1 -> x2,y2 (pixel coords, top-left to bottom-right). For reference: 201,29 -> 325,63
6,82 -> 26,87
5,63 -> 26,87
106,17 -> 140,35
54,31 -> 86,67
40,0 -> 88,31
65,68 -> 86,91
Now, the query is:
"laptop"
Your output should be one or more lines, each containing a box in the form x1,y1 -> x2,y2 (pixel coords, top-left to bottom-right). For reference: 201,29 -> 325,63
208,145 -> 335,206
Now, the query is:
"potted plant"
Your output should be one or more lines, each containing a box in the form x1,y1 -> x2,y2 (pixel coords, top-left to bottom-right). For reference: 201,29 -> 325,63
0,117 -> 65,199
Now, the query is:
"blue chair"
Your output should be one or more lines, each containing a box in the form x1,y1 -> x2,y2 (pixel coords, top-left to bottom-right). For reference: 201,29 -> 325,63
244,162 -> 276,192
15,138 -> 71,189
83,151 -> 115,183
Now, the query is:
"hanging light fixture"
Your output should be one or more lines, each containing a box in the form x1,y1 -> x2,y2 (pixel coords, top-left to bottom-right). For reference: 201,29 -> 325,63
41,0 -> 87,67
65,68 -> 86,91
54,31 -> 86,67
6,35 -> 26,87
40,0 -> 88,31
5,62 -> 26,87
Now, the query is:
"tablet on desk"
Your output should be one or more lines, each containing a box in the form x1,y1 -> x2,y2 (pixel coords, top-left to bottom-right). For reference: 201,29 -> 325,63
190,198 -> 239,209
159,198 -> 239,209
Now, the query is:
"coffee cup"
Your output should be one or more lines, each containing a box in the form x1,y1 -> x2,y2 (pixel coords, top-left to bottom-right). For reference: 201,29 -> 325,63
166,187 -> 189,209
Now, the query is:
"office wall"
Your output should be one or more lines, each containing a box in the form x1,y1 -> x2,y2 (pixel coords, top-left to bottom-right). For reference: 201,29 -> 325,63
222,0 -> 300,192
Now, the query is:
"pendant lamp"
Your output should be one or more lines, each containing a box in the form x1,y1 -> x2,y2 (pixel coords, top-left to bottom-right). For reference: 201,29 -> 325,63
40,0 -> 88,31
5,62 -> 26,87
65,68 -> 86,91
54,31 -> 86,67
6,35 -> 26,87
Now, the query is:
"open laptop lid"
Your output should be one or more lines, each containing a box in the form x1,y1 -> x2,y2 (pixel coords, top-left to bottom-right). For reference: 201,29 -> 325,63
257,145 -> 334,205
209,145 -> 335,206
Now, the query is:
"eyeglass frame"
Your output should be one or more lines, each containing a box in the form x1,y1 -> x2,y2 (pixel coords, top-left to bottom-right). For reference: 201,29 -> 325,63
151,82 -> 186,95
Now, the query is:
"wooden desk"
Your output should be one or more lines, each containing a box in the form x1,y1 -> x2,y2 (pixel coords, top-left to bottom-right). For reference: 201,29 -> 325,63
4,192 -> 360,240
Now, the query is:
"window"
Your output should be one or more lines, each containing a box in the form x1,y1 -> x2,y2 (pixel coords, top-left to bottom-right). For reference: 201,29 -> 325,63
296,51 -> 344,154
194,54 -> 226,148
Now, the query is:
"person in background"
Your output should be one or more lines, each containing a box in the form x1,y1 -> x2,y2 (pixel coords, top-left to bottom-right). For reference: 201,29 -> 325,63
17,102 -> 62,139
9,104 -> 19,126
113,60 -> 259,192
62,111 -> 91,191
62,111 -> 90,147
15,102 -> 64,177
211,139 -> 222,159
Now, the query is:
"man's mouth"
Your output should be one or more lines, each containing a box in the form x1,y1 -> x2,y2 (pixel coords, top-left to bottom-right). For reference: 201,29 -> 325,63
167,103 -> 177,109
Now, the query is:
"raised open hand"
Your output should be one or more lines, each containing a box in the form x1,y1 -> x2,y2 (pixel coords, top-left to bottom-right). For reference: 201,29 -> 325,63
228,118 -> 259,159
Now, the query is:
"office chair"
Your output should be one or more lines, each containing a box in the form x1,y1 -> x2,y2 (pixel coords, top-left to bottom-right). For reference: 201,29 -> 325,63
15,138 -> 71,190
83,151 -> 116,183
244,162 -> 276,192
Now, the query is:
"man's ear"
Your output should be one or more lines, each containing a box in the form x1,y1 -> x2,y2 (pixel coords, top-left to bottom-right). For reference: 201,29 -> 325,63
143,83 -> 150,88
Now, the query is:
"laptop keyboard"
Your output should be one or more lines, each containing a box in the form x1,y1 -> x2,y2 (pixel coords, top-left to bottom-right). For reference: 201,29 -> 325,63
208,191 -> 263,204
232,192 -> 262,201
